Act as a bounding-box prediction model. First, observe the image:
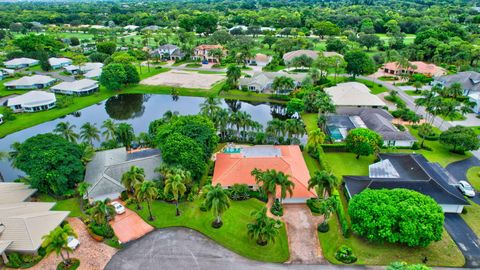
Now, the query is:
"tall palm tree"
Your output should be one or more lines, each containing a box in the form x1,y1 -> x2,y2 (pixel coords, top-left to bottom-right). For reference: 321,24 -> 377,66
8,141 -> 21,169
307,128 -> 326,153
42,224 -> 77,267
77,182 -> 91,208
226,64 -> 241,87
272,76 -> 295,94
121,166 -> 145,209
135,181 -> 158,221
200,96 -> 221,119
80,122 -> 100,145
101,119 -> 117,141
202,184 -> 231,228
115,123 -> 135,150
247,207 -> 281,246
275,171 -> 295,203
53,122 -> 79,143
308,170 -> 339,198
214,108 -> 230,140
251,168 -> 277,199
164,170 -> 187,216
90,199 -> 115,224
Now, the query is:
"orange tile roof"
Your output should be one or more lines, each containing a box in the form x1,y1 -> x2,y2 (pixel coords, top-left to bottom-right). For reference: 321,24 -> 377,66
383,61 -> 446,76
195,44 -> 224,50
212,145 -> 315,199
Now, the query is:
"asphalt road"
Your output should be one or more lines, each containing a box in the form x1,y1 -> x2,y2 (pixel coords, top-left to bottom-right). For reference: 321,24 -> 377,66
445,158 -> 480,205
444,214 -> 480,268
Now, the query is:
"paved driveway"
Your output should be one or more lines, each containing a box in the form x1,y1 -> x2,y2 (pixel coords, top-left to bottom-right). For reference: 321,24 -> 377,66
105,227 -> 365,270
445,158 -> 480,205
109,203 -> 154,243
444,214 -> 480,268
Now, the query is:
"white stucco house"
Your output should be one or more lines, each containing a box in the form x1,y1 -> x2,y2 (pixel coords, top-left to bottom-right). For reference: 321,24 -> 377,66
3,58 -> 39,69
50,79 -> 99,96
48,57 -> 72,69
7,91 -> 56,113
4,75 -> 56,90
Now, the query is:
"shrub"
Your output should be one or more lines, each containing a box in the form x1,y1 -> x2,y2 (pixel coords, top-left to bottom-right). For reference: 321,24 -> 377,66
57,258 -> 80,270
335,245 -> 357,264
270,199 -> 284,216
120,190 -> 129,201
317,222 -> 329,232
6,253 -> 22,268
104,237 -> 123,249
306,198 -> 321,214
229,184 -> 250,201
411,142 -> 420,150
89,222 -> 114,239
332,194 -> 350,238
199,201 -> 207,212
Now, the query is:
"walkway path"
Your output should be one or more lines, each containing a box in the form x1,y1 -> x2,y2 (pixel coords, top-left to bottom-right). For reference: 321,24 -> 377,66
282,205 -> 325,264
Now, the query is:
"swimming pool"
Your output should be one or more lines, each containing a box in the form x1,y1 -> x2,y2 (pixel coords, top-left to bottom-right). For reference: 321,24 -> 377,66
327,125 -> 345,141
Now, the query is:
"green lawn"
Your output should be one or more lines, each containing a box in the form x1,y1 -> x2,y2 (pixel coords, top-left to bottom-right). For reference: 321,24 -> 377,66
404,90 -> 423,96
36,194 -> 84,218
461,199 -> 480,238
137,66 -> 170,80
466,167 -> 480,190
439,112 -> 466,121
355,78 -> 389,95
325,152 -> 375,180
301,113 -> 318,133
132,199 -> 290,263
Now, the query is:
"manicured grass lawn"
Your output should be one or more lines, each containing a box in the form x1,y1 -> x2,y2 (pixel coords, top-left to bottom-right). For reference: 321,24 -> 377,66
439,112 -> 466,121
137,66 -> 170,80
325,152 -> 375,180
466,167 -> 480,190
301,113 -> 318,133
404,90 -> 423,96
36,194 -> 84,218
355,78 -> 389,94
132,199 -> 290,263
461,199 -> 480,237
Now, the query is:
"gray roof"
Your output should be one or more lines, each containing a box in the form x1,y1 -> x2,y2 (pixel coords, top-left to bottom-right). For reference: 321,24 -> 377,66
436,71 -> 480,93
332,108 -> 416,141
85,148 -> 162,200
344,153 -> 469,206
242,146 -> 282,158
239,72 -> 306,89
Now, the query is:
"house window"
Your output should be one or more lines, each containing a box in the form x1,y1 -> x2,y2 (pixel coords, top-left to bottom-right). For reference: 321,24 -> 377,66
248,86 -> 256,91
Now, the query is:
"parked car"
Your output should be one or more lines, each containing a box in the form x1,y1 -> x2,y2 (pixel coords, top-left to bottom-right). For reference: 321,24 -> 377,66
111,201 -> 126,214
458,181 -> 476,197
67,236 -> 80,250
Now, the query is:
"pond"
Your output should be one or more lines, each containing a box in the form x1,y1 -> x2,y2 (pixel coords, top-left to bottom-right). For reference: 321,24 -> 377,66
0,94 -> 292,182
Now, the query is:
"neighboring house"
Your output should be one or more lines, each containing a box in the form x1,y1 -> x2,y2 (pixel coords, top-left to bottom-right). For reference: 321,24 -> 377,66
0,68 -> 14,80
3,58 -> 39,69
213,145 -> 315,204
282,50 -> 318,65
4,75 -> 56,90
7,91 -> 56,113
48,57 -> 72,69
150,44 -> 185,60
229,25 -> 248,33
124,25 -> 139,31
0,183 -> 69,261
64,62 -> 103,75
325,82 -> 386,107
50,79 -> 99,96
382,61 -> 447,77
344,153 -> 469,213
246,53 -> 272,66
322,51 -> 343,58
238,72 -> 306,93
84,148 -> 162,201
142,25 -> 160,31
434,71 -> 480,113
326,107 -> 416,147
84,68 -> 102,79
193,45 -> 225,63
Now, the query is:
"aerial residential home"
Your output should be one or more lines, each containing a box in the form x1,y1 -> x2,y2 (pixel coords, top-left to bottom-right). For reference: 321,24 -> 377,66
324,82 -> 386,108
64,62 -> 103,75
282,49 -> 319,65
3,58 -> 39,69
0,68 -> 14,80
213,145 -> 315,204
435,71 -> 480,95
326,108 -> 416,147
51,79 -> 99,96
150,44 -> 185,61
7,91 -> 56,113
4,75 -> 56,90
344,153 -> 469,213
246,53 -> 272,66
123,25 -> 139,31
0,183 -> 69,261
48,57 -> 72,69
382,61 -> 447,77
84,68 -> 102,79
238,72 -> 306,93
193,45 -> 225,63
142,25 -> 160,32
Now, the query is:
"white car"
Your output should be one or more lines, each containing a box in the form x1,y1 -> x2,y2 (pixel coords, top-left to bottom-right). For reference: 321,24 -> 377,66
111,201 -> 126,215
458,181 -> 476,197
67,236 -> 80,250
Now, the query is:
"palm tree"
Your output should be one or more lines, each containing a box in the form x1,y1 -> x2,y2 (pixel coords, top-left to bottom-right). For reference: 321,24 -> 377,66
318,197 -> 338,230
77,182 -> 91,208
202,184 -> 231,228
226,64 -> 241,87
251,168 -> 277,199
53,122 -> 79,143
308,170 -> 339,198
209,48 -> 224,63
80,143 -> 95,165
272,76 -> 295,94
115,123 -> 135,150
135,181 -> 158,221
214,108 -> 230,140
200,96 -> 221,119
275,171 -> 295,204
413,81 -> 423,93
80,122 -> 100,145
90,199 -> 116,224
42,224 -> 77,267
417,123 -> 433,148
307,128 -> 326,153
247,207 -> 281,246
121,166 -> 145,209
164,170 -> 187,216
8,141 -> 21,169
101,119 -> 117,141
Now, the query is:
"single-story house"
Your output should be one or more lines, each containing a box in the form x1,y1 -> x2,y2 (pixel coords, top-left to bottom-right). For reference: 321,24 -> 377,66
325,82 -> 386,108
212,145 -> 315,204
433,71 -> 480,113
7,91 -> 56,113
64,62 -> 103,75
238,72 -> 306,94
3,58 -> 39,69
344,153 -> 469,213
4,75 -> 56,90
50,79 -> 99,96
246,53 -> 272,66
48,57 -> 72,69
142,25 -> 160,31
124,25 -> 139,31
84,148 -> 162,201
382,61 -> 446,77
84,68 -> 102,79
283,50 -> 318,65
0,68 -> 14,80
193,45 -> 226,63
150,44 -> 185,61
0,183 -> 69,260
326,108 -> 416,147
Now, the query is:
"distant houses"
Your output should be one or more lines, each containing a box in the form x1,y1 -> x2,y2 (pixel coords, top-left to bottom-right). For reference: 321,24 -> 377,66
282,50 -> 343,65
327,107 -> 416,147
7,91 -> 56,113
193,44 -> 225,63
238,72 -> 306,93
4,75 -> 56,90
246,53 -> 272,67
48,57 -> 72,69
0,68 -> 14,80
150,44 -> 185,61
64,62 -> 103,78
51,79 -> 99,96
435,71 -> 480,113
381,61 -> 447,77
324,82 -> 386,108
3,58 -> 39,69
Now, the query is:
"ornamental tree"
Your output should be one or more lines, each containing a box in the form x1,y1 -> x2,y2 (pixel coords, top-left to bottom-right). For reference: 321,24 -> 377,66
100,63 -> 127,91
349,189 -> 444,247
344,50 -> 376,78
439,126 -> 480,154
345,128 -> 383,159
12,133 -> 84,195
